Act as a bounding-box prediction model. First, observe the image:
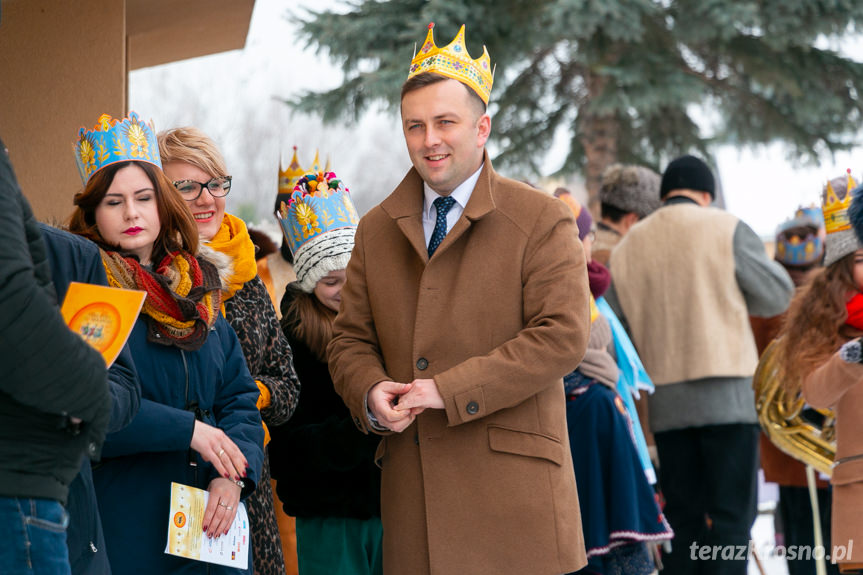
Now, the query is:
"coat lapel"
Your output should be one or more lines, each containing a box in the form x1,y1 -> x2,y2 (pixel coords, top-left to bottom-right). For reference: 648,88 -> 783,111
381,168 -> 428,261
380,152 -> 498,262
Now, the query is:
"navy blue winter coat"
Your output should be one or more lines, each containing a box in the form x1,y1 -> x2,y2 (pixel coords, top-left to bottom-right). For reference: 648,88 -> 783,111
40,223 -> 141,575
94,300 -> 264,575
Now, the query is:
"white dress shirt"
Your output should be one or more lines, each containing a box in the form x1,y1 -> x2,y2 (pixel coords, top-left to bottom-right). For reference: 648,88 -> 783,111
421,166 -> 483,246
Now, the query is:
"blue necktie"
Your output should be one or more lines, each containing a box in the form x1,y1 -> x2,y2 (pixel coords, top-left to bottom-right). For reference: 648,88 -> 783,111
427,196 -> 456,257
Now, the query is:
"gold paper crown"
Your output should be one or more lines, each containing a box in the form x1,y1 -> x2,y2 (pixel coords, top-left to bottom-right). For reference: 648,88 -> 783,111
408,23 -> 494,105
279,147 -> 322,194
822,169 -> 856,235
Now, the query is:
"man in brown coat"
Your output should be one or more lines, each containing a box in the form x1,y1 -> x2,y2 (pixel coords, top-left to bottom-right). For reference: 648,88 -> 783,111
328,23 -> 591,575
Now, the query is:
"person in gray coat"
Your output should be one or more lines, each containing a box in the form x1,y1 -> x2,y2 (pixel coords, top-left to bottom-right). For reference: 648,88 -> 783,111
606,155 -> 794,575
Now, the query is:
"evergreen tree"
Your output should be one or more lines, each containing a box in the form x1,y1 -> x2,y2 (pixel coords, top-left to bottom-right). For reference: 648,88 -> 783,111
288,0 -> 863,200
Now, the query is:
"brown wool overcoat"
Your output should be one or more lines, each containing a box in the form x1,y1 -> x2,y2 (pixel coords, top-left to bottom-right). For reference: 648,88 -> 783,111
803,348 -> 863,565
328,154 -> 590,575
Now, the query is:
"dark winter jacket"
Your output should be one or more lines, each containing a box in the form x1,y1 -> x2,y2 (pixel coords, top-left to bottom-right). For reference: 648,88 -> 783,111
94,302 -> 264,574
40,224 -> 142,575
269,285 -> 380,519
0,139 -> 110,505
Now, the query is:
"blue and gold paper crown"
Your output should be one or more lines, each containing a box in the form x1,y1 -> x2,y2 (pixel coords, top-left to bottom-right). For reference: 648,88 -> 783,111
795,205 -> 825,231
775,209 -> 824,267
74,112 -> 160,184
408,23 -> 494,105
275,171 -> 359,291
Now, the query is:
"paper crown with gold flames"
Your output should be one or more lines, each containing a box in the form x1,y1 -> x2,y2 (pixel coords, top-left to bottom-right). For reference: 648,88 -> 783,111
275,170 -> 359,291
408,23 -> 495,105
822,169 -> 857,235
278,146 -> 329,195
74,112 -> 161,184
775,206 -> 824,267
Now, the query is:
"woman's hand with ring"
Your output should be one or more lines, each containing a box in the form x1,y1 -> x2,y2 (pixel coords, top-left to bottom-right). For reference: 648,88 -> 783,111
203,477 -> 242,538
190,421 -> 248,481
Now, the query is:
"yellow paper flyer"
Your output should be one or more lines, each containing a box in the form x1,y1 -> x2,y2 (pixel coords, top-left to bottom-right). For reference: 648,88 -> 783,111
165,482 -> 249,568
60,282 -> 145,368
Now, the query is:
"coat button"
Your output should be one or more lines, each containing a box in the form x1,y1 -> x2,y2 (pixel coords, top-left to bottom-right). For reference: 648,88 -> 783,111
416,357 -> 428,371
466,401 -> 479,415
88,442 -> 97,455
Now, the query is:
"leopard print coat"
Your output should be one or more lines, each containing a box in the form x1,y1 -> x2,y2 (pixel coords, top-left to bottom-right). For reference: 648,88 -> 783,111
224,274 -> 300,575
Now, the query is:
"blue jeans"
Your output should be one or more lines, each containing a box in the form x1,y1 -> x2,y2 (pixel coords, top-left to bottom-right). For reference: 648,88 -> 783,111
0,497 -> 71,575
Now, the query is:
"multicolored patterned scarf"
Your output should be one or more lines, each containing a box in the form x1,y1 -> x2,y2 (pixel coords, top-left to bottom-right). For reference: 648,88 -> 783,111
102,249 -> 222,350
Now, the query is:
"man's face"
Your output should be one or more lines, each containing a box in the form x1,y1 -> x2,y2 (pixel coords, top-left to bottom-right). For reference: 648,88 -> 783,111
401,79 -> 490,196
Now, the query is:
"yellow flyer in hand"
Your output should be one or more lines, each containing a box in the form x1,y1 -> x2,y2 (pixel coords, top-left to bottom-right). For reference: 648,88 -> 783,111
60,282 -> 145,367
165,482 -> 249,568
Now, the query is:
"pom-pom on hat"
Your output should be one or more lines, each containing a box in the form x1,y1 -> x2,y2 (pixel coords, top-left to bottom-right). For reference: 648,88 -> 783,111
554,187 -> 592,240
599,164 -> 661,218
275,170 -> 359,292
823,170 -> 859,267
659,155 -> 715,199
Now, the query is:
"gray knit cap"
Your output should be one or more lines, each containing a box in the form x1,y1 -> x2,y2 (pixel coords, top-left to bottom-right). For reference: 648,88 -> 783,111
599,164 -> 662,219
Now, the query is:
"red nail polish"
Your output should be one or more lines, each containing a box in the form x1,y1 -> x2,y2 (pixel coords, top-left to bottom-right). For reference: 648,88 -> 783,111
203,525 -> 208,531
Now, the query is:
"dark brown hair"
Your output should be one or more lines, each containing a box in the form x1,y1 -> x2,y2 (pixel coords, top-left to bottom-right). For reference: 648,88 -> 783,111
400,72 -> 487,115
68,161 -> 199,260
280,283 -> 337,362
775,251 -> 858,390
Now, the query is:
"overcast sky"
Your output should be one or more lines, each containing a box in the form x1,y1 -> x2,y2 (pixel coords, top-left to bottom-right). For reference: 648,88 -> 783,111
130,0 -> 863,237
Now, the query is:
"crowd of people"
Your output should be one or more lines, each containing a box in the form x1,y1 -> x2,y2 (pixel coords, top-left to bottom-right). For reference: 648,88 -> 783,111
2,19 -> 863,575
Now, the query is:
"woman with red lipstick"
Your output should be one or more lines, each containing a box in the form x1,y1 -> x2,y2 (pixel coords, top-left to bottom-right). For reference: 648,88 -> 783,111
158,126 -> 300,575
67,112 -> 264,575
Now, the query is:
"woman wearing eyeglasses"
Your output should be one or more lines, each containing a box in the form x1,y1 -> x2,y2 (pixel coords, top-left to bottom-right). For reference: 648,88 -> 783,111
158,126 -> 301,575
67,112 -> 264,574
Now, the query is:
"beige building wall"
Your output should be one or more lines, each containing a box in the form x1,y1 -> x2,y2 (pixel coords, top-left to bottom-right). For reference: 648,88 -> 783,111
0,0 -> 126,224
0,0 -> 253,224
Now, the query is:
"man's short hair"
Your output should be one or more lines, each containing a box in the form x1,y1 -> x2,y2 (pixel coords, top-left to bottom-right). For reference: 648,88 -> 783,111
400,72 -> 487,116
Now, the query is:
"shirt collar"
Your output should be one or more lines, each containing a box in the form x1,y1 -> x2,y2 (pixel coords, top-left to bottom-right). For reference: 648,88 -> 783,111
423,165 -> 483,219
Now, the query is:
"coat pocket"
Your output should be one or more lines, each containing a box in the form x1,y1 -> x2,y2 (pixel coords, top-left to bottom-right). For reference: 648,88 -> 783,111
832,457 -> 863,485
487,425 -> 564,466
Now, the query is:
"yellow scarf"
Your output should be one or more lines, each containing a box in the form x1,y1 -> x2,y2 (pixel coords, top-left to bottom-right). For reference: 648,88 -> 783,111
206,213 -> 257,301
207,213 -> 272,444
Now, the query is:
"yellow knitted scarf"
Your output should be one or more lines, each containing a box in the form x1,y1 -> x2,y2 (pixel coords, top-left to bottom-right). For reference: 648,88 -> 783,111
205,213 -> 257,301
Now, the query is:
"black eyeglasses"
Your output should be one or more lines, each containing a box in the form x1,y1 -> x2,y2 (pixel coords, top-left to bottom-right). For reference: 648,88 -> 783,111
173,176 -> 232,201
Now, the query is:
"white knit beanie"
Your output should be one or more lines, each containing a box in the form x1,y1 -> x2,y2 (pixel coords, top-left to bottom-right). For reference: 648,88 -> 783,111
294,226 -> 356,292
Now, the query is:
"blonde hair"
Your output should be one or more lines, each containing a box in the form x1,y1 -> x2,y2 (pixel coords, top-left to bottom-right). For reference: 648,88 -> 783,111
157,127 -> 228,178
